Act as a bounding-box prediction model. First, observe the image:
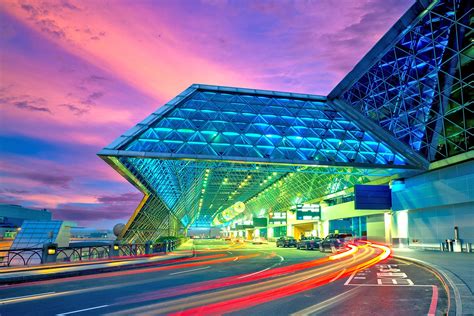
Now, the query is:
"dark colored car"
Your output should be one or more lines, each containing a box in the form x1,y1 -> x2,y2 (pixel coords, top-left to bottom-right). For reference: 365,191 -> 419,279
297,237 -> 322,250
276,236 -> 297,248
319,233 -> 354,252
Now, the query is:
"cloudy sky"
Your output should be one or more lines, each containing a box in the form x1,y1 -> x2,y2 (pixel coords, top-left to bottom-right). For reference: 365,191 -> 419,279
0,0 -> 413,229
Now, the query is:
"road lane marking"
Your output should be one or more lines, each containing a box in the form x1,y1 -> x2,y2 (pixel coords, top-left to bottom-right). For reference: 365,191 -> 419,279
344,271 -> 357,285
56,305 -> 109,315
329,269 -> 346,283
0,292 -> 55,304
237,267 -> 270,279
428,285 -> 438,316
236,251 -> 285,280
291,287 -> 362,316
346,284 -> 431,287
169,266 -> 211,275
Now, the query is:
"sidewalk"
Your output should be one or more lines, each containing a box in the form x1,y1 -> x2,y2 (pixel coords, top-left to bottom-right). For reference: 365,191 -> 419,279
393,248 -> 474,315
0,240 -> 195,285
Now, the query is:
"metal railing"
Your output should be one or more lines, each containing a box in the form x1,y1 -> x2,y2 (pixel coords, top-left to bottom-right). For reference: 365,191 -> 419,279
2,248 -> 43,266
0,239 -> 182,267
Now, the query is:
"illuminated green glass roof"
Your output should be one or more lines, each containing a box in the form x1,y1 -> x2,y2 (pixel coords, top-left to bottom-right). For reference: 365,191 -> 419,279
100,0 -> 471,243
99,84 -> 422,241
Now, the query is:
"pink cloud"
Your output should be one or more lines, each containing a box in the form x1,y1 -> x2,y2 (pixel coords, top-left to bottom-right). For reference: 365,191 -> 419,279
0,0 -> 415,229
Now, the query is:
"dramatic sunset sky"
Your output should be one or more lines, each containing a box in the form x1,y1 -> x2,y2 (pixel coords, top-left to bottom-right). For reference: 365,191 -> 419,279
0,0 -> 414,229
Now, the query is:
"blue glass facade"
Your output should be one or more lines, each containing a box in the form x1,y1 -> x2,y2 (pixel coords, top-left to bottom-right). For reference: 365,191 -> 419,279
100,0 -> 472,243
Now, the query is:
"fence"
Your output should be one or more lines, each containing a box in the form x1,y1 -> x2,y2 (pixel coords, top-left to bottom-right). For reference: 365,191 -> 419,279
0,239 -> 181,267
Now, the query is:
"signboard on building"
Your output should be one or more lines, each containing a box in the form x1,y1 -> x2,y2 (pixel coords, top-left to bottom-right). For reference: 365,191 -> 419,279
253,217 -> 268,227
295,204 -> 321,220
354,185 -> 392,210
268,211 -> 287,225
236,224 -> 254,230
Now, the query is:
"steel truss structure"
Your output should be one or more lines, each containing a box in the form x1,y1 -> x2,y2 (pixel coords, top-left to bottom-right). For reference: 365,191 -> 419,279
99,0 -> 472,243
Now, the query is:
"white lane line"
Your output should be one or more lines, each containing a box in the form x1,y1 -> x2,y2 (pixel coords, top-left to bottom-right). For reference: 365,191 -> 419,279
56,305 -> 109,315
237,267 -> 270,279
169,266 -> 211,275
227,251 -> 233,255
291,287 -> 361,316
344,271 -> 357,285
329,269 -> 346,283
236,251 -> 284,279
346,283 -> 429,287
354,276 -> 366,279
0,292 -> 55,303
233,257 -> 239,261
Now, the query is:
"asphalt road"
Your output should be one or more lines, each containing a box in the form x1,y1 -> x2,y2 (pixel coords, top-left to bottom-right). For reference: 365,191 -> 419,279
0,240 -> 448,315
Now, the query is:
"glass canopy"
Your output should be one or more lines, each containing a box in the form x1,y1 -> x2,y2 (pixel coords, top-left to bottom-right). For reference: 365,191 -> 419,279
99,0 -> 472,243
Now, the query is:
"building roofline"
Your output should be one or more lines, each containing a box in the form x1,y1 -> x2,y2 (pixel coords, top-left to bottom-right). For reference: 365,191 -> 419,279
328,0 -> 434,99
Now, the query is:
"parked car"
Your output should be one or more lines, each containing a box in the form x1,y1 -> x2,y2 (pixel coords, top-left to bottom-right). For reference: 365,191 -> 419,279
252,237 -> 268,244
319,233 -> 354,252
276,236 -> 297,248
297,237 -> 322,250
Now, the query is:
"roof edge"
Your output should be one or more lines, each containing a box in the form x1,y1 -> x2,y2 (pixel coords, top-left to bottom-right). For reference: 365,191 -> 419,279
98,149 -> 421,170
328,0 -> 435,99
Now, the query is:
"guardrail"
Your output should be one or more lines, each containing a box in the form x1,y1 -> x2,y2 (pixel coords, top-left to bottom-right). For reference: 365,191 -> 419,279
0,239 -> 182,267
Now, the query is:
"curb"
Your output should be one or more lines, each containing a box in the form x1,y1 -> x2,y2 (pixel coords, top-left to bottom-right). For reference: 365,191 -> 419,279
0,252 -> 193,285
393,254 -> 463,316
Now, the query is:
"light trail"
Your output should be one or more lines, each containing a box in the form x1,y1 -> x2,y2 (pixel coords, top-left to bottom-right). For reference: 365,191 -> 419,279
0,253 -> 250,290
108,245 -> 382,315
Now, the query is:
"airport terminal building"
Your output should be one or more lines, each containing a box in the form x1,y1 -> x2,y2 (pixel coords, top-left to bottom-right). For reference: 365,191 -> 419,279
99,0 -> 473,248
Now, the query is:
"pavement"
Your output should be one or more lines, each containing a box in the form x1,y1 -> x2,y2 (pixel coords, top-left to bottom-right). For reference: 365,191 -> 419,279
0,240 -> 452,316
393,247 -> 474,315
0,240 -> 195,285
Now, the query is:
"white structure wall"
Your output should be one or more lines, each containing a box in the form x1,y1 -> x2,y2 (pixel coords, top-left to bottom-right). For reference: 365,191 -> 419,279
392,159 -> 474,246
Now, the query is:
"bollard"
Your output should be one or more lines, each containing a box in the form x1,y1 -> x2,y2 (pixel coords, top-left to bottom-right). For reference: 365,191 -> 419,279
145,241 -> 152,255
440,242 -> 445,252
109,241 -> 120,257
41,243 -> 58,264
453,239 -> 462,252
446,239 -> 454,252
466,243 -> 472,253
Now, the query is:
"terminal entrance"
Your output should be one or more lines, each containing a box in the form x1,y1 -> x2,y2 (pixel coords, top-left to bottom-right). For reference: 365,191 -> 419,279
293,223 -> 316,239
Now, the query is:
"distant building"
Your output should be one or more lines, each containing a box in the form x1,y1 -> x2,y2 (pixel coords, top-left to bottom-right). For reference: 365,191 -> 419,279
70,227 -> 115,241
0,203 -> 52,240
11,220 -> 76,249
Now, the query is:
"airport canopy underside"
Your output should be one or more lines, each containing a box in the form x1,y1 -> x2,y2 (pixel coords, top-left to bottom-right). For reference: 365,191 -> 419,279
99,0 -> 472,243
98,85 -> 426,243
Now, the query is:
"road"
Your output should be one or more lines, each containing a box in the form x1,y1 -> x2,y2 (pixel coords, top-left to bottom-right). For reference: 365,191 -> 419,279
0,240 -> 448,315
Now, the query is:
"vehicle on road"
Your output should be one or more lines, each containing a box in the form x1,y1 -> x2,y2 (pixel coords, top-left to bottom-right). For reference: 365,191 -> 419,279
276,236 -> 297,248
296,237 -> 322,250
319,233 -> 354,252
252,237 -> 268,244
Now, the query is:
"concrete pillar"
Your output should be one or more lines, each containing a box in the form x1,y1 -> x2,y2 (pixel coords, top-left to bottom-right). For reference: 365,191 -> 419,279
41,243 -> 58,264
109,241 -> 120,257
391,211 -> 409,247
145,241 -> 152,255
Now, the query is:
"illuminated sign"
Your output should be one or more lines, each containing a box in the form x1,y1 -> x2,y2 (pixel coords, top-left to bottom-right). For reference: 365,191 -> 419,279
355,185 -> 392,210
294,204 -> 321,220
269,211 -> 287,225
253,217 -> 268,227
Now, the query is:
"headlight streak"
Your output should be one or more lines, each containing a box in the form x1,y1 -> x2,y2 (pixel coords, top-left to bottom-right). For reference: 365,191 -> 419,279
117,245 -> 361,306
107,245 -> 387,315
1,253 -> 240,290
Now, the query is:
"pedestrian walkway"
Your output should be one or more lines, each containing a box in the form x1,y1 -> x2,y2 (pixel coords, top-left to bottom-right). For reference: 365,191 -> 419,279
0,240 -> 195,285
393,248 -> 474,314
